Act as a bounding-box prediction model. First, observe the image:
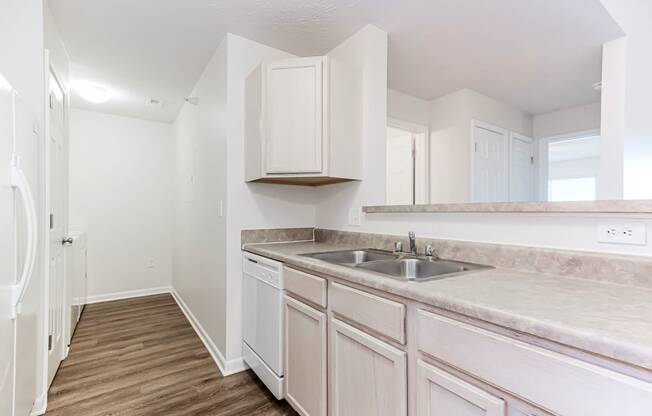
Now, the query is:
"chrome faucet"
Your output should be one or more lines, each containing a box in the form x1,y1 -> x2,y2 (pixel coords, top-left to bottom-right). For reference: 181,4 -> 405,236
408,231 -> 417,255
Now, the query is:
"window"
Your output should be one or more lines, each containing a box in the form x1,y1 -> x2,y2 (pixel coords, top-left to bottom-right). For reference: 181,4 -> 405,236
549,177 -> 596,201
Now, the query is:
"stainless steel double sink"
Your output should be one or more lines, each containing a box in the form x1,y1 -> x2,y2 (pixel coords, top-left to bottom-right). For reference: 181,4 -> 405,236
301,249 -> 492,282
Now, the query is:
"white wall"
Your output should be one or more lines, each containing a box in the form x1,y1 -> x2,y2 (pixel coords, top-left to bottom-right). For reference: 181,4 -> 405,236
172,34 -> 316,368
387,88 -> 430,127
315,25 -> 388,229
172,38 -> 229,357
598,38 -> 626,200
223,33 -> 316,363
428,88 -> 533,203
465,89 -> 532,137
69,109 -> 174,298
533,102 -> 601,139
599,0 -> 652,199
428,89 -> 470,203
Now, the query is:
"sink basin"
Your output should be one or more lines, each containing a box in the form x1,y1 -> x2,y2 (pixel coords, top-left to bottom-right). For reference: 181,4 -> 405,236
301,249 -> 492,282
356,257 -> 489,281
302,249 -> 397,265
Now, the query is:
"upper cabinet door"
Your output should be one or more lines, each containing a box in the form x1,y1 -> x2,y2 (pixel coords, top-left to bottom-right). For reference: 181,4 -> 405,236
265,57 -> 324,174
416,359 -> 505,416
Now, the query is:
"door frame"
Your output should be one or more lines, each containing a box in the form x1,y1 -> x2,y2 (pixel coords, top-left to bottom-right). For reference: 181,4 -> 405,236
386,118 -> 430,204
508,132 -> 535,201
40,49 -> 70,408
537,129 -> 600,201
470,119 -> 509,203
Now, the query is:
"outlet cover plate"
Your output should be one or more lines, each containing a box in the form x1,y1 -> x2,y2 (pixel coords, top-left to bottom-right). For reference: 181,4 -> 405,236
597,222 -> 647,246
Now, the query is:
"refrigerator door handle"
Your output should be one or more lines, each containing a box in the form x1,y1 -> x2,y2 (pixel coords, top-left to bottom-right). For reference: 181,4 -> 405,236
10,154 -> 38,319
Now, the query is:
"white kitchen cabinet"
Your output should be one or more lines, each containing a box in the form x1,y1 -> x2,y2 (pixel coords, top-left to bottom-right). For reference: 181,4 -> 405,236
284,295 -> 327,416
245,56 -> 361,185
329,317 -> 407,416
416,359 -> 505,416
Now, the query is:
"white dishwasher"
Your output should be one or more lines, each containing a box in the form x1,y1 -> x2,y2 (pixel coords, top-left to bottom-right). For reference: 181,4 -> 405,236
242,252 -> 285,399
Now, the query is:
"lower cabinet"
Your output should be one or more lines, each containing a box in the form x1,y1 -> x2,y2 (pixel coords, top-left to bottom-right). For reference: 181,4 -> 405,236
284,295 -> 327,416
329,317 -> 407,416
416,359 -> 505,416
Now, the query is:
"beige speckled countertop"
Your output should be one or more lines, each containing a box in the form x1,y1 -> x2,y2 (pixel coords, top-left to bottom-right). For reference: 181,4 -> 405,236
244,241 -> 652,372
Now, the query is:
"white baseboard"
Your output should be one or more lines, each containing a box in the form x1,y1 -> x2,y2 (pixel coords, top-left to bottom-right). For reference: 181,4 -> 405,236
30,392 -> 47,416
86,286 -> 173,304
170,289 -> 247,377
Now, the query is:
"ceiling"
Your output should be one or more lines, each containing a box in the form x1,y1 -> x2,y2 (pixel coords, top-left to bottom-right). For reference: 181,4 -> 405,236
48,0 -> 623,122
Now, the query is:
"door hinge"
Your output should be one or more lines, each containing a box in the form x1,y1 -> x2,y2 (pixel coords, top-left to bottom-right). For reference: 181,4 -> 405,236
474,142 -> 478,152
530,156 -> 535,165
49,93 -> 54,110
48,335 -> 53,351
50,213 -> 54,230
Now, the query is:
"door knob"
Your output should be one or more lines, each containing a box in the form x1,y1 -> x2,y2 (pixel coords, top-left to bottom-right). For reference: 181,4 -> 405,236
62,237 -> 74,245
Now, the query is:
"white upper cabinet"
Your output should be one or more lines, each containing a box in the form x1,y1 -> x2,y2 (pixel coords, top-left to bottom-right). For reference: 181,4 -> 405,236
245,56 -> 362,185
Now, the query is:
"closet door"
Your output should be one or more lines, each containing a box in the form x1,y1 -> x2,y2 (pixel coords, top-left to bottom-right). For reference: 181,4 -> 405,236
416,359 -> 505,416
265,57 -> 324,174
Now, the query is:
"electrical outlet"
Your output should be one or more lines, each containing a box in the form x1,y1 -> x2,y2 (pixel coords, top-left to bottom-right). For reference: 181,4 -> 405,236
597,223 -> 647,246
348,207 -> 362,227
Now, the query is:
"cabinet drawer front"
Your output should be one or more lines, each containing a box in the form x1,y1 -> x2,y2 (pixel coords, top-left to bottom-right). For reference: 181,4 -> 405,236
285,267 -> 327,308
417,309 -> 652,416
330,282 -> 405,344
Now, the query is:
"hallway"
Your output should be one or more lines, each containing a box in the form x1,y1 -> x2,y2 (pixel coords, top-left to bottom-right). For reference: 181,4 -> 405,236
45,294 -> 296,415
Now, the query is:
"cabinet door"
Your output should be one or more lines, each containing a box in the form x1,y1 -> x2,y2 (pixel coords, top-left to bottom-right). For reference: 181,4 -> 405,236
330,317 -> 407,416
265,57 -> 324,174
417,359 -> 505,416
284,295 -> 327,416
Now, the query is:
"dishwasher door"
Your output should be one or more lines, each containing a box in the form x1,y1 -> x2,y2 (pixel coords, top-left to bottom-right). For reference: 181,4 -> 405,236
242,253 -> 284,377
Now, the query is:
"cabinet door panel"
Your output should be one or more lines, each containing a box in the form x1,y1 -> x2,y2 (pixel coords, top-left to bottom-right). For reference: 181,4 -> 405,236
284,295 -> 327,416
417,359 -> 505,416
266,58 -> 323,174
330,317 -> 407,416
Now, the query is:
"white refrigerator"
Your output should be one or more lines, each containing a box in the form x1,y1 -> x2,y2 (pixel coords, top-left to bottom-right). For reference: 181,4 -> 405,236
0,72 -> 42,416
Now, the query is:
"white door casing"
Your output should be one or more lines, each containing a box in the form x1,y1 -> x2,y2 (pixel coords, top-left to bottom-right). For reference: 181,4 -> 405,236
509,133 -> 535,202
472,121 -> 508,202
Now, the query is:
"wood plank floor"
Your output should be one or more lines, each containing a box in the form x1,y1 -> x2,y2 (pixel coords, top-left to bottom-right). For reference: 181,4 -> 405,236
46,294 -> 297,416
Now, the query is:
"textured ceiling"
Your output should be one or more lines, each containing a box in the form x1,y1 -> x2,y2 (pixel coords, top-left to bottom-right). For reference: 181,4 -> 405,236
47,0 -> 623,122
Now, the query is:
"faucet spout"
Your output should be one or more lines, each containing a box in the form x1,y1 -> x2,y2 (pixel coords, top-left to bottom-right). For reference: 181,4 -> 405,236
408,231 -> 417,255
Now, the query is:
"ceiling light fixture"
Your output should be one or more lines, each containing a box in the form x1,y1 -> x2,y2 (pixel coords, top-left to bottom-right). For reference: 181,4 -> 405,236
74,81 -> 113,104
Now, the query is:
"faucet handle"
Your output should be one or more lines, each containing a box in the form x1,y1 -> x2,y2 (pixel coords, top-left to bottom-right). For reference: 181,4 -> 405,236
408,231 -> 415,238
424,244 -> 435,257
394,241 -> 403,253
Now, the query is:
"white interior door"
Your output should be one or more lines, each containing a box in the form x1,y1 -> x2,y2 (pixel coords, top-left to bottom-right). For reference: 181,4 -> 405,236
472,122 -> 508,202
509,133 -> 534,202
47,71 -> 66,386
